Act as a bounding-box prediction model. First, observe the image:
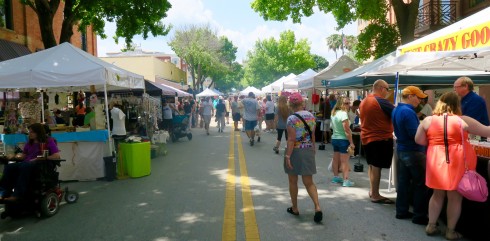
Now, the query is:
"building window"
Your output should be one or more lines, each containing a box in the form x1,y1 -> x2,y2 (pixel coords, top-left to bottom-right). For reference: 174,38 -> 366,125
0,0 -> 13,30
81,33 -> 87,51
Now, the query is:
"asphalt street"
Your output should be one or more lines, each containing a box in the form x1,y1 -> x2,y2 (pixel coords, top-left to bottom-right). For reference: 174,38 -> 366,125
0,122 -> 466,241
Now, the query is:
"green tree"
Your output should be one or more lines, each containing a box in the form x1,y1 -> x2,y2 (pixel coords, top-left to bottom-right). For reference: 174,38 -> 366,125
168,25 -> 237,92
251,0 -> 418,61
244,30 -> 315,87
208,37 -> 243,92
20,0 -> 172,49
216,62 -> 244,92
0,0 -> 6,28
312,54 -> 328,72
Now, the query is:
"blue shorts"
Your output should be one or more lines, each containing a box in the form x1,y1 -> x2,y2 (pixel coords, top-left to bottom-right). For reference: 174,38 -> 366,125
244,120 -> 257,131
332,139 -> 350,154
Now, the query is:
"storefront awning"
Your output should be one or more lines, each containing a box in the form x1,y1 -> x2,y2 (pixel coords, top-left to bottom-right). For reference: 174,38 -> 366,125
0,39 -> 31,62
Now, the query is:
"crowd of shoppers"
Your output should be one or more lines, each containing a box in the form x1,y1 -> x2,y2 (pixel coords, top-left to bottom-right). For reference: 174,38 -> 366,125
176,77 -> 489,234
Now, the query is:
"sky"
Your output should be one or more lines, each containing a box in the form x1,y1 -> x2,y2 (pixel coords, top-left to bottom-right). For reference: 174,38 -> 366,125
96,0 -> 358,65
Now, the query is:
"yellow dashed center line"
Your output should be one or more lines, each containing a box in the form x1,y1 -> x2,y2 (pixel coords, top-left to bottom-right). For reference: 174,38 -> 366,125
222,130 -> 260,241
236,131 -> 260,241
222,130 -> 236,241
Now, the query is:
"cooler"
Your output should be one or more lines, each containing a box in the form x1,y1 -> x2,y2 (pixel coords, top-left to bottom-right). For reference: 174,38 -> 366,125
119,142 -> 151,178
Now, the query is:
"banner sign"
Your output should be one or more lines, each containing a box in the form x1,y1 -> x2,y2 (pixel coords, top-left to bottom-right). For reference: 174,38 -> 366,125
400,21 -> 490,54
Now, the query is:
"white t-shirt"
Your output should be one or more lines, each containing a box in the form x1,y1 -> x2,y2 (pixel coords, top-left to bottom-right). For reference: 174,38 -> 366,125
162,104 -> 173,120
111,107 -> 126,135
265,101 -> 275,114
201,100 -> 213,116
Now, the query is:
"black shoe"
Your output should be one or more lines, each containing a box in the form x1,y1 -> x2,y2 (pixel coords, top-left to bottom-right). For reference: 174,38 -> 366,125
412,216 -> 429,225
257,137 -> 261,142
314,211 -> 323,223
395,212 -> 413,219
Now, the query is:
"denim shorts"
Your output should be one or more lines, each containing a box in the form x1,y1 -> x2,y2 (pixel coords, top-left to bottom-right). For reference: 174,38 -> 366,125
244,120 -> 257,131
332,139 -> 349,153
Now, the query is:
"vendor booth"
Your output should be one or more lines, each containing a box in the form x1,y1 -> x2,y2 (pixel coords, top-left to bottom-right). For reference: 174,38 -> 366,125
295,55 -> 359,111
284,69 -> 316,90
297,55 -> 359,90
239,86 -> 264,96
0,43 -> 145,181
196,88 -> 221,97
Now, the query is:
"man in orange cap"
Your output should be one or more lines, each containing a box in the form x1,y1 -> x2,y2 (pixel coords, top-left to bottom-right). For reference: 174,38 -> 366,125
392,86 -> 429,225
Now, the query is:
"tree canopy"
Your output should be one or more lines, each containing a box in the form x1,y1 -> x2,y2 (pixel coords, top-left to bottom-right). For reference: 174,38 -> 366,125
312,54 -> 328,72
243,30 -> 315,87
168,25 -> 241,92
21,0 -> 172,49
251,0 -> 419,61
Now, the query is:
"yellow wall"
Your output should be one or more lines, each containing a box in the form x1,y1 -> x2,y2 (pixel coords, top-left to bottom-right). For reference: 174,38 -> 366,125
100,56 -> 186,83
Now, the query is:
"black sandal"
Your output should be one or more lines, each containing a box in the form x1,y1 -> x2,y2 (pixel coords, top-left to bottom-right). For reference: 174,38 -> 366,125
314,211 -> 323,223
286,207 -> 299,216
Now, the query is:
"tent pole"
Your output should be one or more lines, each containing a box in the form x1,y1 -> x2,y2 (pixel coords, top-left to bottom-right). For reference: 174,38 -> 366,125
388,72 -> 400,193
104,83 -> 113,155
41,90 -> 45,123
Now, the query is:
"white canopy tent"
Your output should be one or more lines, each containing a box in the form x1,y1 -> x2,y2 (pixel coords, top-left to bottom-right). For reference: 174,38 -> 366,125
262,76 -> 284,93
298,55 -> 359,90
196,88 -> 221,97
240,86 -> 264,96
0,42 -> 145,154
0,42 -> 144,91
273,73 -> 296,92
262,74 -> 297,93
363,47 -> 490,76
284,69 -> 317,90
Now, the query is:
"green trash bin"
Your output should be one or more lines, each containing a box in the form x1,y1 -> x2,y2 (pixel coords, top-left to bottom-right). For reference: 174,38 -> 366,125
119,142 -> 151,178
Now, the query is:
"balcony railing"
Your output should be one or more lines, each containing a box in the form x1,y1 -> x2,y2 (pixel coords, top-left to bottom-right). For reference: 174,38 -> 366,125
415,1 -> 457,34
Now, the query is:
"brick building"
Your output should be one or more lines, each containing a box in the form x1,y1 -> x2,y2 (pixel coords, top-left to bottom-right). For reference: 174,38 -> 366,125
0,0 -> 97,61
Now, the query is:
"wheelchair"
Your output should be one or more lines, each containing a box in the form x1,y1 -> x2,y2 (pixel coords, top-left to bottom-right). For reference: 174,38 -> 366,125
0,158 -> 79,219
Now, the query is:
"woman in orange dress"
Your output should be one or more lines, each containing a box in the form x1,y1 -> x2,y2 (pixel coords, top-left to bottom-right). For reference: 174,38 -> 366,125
415,92 -> 490,240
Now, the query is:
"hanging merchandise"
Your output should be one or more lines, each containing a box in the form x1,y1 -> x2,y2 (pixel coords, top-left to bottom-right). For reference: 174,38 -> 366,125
77,90 -> 86,103
312,93 -> 320,104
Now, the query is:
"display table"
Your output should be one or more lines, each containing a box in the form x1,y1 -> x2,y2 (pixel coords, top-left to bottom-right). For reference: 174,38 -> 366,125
1,130 -> 110,181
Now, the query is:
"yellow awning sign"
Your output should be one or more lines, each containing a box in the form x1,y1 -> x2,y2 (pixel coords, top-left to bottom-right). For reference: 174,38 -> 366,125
400,21 -> 490,54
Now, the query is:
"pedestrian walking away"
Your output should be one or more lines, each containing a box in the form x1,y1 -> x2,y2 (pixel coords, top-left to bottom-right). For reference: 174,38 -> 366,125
241,92 -> 260,146
273,95 -> 290,154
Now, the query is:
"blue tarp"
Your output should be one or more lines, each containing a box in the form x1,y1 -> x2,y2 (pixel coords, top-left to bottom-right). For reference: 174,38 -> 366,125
1,130 -> 109,145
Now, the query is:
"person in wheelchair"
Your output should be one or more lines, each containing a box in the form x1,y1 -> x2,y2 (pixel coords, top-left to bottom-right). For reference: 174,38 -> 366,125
0,123 -> 60,202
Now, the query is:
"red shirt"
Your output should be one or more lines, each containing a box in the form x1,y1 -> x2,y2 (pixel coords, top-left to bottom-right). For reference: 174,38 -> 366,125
359,93 -> 394,145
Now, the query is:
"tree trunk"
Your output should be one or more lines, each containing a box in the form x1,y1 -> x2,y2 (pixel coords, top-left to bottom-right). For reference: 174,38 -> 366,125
391,0 -> 420,44
34,0 -> 60,48
59,0 -> 77,44
197,64 -> 202,88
